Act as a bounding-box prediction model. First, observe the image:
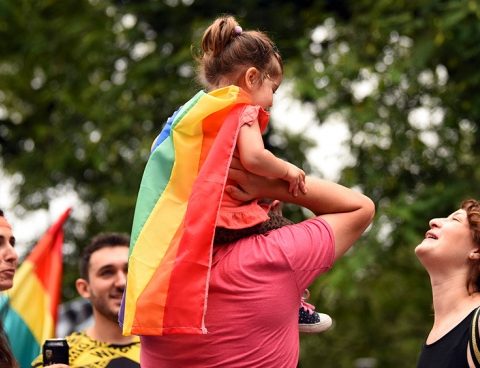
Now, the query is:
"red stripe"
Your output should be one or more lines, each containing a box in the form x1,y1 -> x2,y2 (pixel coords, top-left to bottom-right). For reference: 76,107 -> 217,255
27,208 -> 71,324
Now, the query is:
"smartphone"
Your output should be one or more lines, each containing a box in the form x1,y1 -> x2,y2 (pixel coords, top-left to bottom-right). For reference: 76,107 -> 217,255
42,338 -> 69,366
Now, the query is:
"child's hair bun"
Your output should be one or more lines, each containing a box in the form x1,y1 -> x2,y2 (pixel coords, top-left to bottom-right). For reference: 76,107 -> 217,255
201,15 -> 240,57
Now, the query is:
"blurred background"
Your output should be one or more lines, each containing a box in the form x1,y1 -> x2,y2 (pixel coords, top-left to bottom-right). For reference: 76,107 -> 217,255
2,0 -> 480,366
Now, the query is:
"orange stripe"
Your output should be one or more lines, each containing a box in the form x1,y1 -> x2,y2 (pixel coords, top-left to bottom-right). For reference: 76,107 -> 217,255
198,88 -> 249,170
131,221 -> 184,334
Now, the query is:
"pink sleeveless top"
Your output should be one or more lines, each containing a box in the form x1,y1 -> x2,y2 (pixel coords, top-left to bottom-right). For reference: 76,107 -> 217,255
217,105 -> 271,229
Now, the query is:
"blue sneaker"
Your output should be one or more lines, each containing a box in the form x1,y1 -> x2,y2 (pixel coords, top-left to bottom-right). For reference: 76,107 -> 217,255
298,289 -> 333,333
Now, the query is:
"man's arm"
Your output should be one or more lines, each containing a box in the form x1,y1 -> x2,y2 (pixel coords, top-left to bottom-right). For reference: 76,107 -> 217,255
226,162 -> 375,260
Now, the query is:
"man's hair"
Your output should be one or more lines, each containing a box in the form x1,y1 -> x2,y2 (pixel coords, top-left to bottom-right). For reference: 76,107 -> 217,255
79,232 -> 130,280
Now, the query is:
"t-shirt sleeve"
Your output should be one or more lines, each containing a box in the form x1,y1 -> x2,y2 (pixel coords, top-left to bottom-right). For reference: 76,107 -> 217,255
271,217 -> 335,291
239,105 -> 261,127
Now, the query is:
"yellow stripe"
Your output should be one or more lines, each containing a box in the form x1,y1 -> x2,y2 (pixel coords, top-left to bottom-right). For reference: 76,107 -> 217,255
472,308 -> 480,363
123,87 -> 241,333
8,261 -> 54,342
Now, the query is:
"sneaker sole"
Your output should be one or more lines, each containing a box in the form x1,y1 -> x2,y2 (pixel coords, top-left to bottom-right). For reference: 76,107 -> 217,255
299,315 -> 333,334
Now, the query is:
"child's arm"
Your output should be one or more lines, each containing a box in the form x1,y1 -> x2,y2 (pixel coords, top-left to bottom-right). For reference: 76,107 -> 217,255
226,158 -> 375,260
237,120 -> 306,196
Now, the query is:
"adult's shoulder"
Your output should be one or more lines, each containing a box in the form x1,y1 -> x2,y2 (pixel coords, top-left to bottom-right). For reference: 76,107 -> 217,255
263,217 -> 335,270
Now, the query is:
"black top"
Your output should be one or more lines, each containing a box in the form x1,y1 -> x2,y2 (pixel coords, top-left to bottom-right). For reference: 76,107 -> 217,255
417,309 -> 476,368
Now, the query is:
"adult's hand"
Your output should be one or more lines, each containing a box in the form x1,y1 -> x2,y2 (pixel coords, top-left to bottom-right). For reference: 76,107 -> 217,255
226,157 -> 272,202
227,157 -> 375,260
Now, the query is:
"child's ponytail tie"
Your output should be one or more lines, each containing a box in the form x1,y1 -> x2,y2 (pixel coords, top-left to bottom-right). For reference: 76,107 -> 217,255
234,25 -> 243,35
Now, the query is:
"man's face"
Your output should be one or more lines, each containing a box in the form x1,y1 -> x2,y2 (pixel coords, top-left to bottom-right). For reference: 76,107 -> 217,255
81,246 -> 128,322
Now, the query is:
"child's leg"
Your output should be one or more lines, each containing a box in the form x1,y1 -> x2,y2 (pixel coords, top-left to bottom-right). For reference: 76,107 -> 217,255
299,289 -> 333,334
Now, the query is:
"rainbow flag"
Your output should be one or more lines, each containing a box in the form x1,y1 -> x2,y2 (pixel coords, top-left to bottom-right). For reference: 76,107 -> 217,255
120,85 -> 251,335
0,208 -> 71,368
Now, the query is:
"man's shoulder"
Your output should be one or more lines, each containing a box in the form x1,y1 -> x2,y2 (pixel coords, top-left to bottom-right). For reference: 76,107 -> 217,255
32,332 -> 140,368
68,332 -> 140,367
255,217 -> 334,269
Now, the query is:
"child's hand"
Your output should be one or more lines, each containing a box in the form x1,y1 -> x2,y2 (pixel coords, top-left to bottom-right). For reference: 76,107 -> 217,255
283,162 -> 307,197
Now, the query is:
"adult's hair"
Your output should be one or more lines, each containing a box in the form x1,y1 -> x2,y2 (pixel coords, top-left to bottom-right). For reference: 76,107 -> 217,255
463,199 -> 480,293
79,233 -> 130,280
0,324 -> 17,368
196,15 -> 283,89
0,209 -> 4,217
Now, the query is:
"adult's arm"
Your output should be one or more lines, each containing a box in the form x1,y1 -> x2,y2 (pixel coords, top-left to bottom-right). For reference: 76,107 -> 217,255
227,162 -> 375,260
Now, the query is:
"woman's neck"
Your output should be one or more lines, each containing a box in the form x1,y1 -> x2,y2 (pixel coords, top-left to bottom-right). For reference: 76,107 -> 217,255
425,273 -> 480,343
430,272 -> 479,321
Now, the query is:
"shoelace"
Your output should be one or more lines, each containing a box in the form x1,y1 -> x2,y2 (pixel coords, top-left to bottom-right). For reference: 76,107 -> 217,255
300,289 -> 316,315
300,300 -> 316,315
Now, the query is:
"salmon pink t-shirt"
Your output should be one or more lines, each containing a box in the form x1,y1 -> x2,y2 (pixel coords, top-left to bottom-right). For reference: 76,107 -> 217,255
216,104 -> 272,230
140,217 -> 335,368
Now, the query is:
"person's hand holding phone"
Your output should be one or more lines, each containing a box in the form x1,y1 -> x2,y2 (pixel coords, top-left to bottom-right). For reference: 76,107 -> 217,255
42,338 -> 69,367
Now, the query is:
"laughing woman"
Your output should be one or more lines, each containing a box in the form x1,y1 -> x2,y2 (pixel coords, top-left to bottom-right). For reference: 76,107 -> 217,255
416,199 -> 480,368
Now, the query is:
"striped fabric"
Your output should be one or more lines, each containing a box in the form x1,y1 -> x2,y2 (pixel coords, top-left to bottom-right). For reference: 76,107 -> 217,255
470,306 -> 480,367
120,85 -> 251,336
0,208 -> 71,368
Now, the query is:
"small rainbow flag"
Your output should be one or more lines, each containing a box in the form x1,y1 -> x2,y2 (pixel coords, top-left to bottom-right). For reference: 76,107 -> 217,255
0,208 -> 71,368
120,85 -> 251,335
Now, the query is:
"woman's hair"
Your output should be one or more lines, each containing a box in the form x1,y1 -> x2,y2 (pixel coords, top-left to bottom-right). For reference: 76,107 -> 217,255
0,323 -> 17,367
196,15 -> 283,89
463,199 -> 480,293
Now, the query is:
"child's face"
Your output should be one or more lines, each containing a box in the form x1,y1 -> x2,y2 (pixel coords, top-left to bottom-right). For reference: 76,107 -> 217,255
250,73 -> 282,110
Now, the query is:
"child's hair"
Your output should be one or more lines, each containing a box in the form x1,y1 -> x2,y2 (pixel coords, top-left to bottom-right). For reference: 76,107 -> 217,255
196,15 -> 283,89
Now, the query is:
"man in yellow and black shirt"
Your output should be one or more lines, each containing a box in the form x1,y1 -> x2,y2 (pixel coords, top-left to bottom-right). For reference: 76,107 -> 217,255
32,233 -> 140,368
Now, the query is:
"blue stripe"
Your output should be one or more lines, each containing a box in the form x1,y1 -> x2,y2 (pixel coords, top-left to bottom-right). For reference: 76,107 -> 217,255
0,295 -> 40,368
150,90 -> 206,154
151,108 -> 180,153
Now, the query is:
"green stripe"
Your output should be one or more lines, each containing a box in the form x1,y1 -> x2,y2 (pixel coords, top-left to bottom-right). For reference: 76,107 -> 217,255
0,295 -> 40,368
129,91 -> 205,253
171,90 -> 205,130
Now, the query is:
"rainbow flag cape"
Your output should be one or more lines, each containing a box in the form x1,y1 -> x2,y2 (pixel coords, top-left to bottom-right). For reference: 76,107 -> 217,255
120,85 -> 251,335
0,208 -> 71,368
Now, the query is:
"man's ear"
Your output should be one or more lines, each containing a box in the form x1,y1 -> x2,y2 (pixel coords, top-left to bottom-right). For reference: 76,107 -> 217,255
76,278 -> 91,298
242,67 -> 260,91
469,248 -> 480,260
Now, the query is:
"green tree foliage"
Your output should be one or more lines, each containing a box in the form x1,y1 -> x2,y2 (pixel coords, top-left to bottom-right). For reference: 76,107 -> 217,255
1,0 -> 480,366
296,1 -> 480,367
